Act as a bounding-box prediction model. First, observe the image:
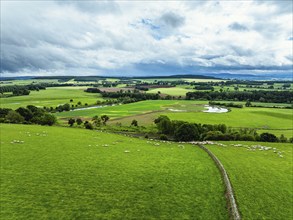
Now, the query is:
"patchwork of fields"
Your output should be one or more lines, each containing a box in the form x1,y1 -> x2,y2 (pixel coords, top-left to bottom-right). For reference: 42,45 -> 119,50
56,100 -> 293,138
1,78 -> 292,219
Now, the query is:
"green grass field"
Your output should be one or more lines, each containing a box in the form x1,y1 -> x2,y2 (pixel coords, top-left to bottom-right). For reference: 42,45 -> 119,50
165,107 -> 292,129
0,87 -> 103,109
206,141 -> 293,220
0,79 -> 60,85
55,100 -> 293,138
55,100 -> 206,119
147,87 -> 194,96
0,124 -> 227,219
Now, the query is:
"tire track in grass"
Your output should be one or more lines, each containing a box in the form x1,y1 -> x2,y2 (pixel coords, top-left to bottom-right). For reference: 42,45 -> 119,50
198,144 -> 241,220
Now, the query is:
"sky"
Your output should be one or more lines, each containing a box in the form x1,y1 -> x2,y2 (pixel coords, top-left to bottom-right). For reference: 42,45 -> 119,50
1,0 -> 292,77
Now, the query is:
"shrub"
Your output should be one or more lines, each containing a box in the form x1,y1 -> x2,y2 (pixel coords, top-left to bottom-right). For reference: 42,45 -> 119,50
85,122 -> 93,130
131,119 -> 138,127
259,132 -> 278,142
159,134 -> 168,140
5,111 -> 24,123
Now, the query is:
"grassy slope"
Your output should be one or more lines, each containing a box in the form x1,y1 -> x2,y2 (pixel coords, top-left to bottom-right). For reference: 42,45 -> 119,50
0,87 -> 103,109
206,142 -> 293,220
0,124 -> 227,220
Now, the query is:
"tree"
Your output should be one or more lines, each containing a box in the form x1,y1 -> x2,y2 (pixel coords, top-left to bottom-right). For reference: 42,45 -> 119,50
77,101 -> 82,105
63,103 -> 71,111
131,119 -> 138,127
154,115 -> 173,134
279,134 -> 287,143
70,99 -> 73,102
27,105 -> 39,114
92,115 -> 101,126
39,114 -> 56,126
259,132 -> 278,142
174,123 -> 199,141
16,107 -> 33,121
101,115 -> 109,125
68,118 -> 75,127
5,111 -> 25,123
76,118 -> 83,125
0,108 -> 12,118
245,100 -> 252,107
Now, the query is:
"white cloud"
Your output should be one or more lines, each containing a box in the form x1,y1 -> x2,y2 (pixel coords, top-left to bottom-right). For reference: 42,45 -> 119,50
0,0 -> 292,76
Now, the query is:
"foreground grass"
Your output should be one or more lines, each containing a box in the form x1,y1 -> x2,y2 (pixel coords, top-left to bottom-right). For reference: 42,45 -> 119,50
0,124 -> 227,219
0,87 -> 103,109
206,141 -> 293,220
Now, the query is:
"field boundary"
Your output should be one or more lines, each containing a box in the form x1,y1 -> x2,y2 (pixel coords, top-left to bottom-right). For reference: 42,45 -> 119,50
198,144 -> 241,220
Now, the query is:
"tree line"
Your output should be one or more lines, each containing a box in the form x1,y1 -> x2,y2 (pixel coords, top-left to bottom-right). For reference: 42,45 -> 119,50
0,84 -> 46,97
0,106 -> 56,126
186,90 -> 292,103
154,115 -> 291,143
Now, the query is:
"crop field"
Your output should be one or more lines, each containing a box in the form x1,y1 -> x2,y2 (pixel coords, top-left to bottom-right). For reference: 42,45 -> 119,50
0,124 -> 227,219
0,87 -> 103,109
147,87 -> 194,96
206,141 -> 293,220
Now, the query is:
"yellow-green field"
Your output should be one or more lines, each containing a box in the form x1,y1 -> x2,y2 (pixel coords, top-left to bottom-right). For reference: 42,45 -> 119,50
0,87 -> 103,109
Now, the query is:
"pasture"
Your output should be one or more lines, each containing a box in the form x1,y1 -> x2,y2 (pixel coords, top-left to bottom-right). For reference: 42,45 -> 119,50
206,141 -> 293,220
0,124 -> 227,219
55,100 -> 205,119
0,87 -> 103,109
56,100 -> 293,138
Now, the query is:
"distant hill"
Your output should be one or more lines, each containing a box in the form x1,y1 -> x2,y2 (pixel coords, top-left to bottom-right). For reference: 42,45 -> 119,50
1,73 -> 292,81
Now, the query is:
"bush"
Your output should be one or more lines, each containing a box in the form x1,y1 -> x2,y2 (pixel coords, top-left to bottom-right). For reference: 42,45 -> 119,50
5,111 -> 24,123
240,134 -> 255,141
259,132 -> 278,142
279,134 -> 287,143
131,119 -> 138,127
68,118 -> 75,126
39,114 -> 56,126
84,122 -> 93,130
159,134 -> 168,140
76,118 -> 83,125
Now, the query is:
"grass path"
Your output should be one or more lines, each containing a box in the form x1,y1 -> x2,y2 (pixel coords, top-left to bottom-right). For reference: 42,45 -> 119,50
198,144 -> 241,220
